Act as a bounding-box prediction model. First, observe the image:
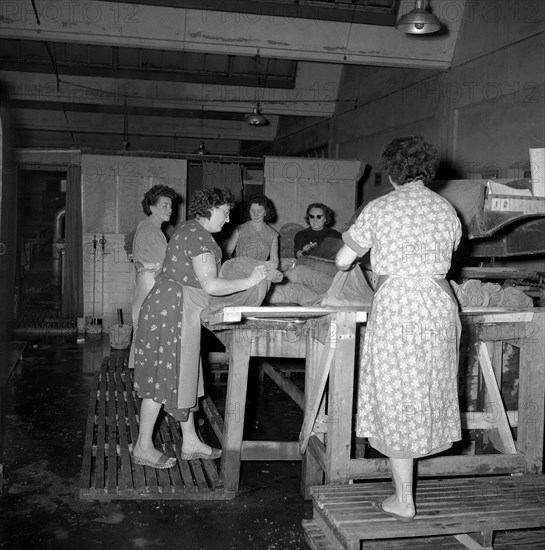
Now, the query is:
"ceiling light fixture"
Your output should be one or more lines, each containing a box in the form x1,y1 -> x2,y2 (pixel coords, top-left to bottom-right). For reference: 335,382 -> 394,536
245,52 -> 270,126
244,102 -> 269,126
395,0 -> 440,34
193,141 -> 210,155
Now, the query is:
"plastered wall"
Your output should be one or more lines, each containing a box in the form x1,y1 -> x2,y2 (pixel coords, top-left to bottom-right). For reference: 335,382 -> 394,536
332,0 -> 544,205
81,154 -> 187,330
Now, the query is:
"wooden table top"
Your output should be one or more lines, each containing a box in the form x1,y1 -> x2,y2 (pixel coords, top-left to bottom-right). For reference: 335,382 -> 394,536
206,305 -> 369,325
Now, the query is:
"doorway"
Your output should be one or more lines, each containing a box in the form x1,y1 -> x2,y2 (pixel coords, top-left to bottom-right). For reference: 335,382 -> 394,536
16,168 -> 73,333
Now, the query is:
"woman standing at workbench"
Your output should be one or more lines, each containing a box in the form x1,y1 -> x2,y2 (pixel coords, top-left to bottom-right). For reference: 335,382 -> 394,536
131,188 -> 267,469
336,136 -> 462,522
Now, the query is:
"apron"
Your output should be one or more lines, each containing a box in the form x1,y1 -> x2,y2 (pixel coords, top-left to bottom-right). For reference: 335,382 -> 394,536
165,285 -> 208,419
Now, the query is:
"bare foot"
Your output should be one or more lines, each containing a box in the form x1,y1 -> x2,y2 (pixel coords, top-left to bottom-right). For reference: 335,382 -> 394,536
181,440 -> 214,456
132,444 -> 164,463
381,494 -> 415,520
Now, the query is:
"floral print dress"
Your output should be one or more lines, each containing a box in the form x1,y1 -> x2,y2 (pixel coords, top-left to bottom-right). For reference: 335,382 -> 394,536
343,181 -> 463,458
133,220 -> 221,420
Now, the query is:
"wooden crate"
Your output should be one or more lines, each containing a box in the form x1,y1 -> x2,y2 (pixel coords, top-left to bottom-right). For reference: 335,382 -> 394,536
80,355 -> 228,500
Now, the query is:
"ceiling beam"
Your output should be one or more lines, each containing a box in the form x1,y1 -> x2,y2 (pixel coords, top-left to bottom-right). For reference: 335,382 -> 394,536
112,0 -> 401,26
0,0 -> 465,69
7,99 -> 248,121
0,38 -> 297,88
15,130 -> 243,155
10,107 -> 280,141
1,65 -> 342,116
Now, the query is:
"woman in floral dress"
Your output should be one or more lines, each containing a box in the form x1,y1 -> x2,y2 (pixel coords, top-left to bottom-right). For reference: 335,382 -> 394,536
336,136 -> 462,521
131,188 -> 267,469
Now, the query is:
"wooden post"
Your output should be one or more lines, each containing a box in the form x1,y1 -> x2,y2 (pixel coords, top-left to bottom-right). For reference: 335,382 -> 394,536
518,310 -> 545,473
301,322 -> 325,499
325,311 -> 357,484
220,329 -> 252,494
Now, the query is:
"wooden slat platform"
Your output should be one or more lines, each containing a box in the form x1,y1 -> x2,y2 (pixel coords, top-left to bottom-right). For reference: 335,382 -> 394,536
15,308 -> 77,335
303,519 -> 472,550
80,355 -> 229,500
306,476 -> 545,550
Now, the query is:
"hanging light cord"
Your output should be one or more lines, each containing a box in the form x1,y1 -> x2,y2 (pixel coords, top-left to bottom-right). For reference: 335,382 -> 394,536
30,0 -> 76,146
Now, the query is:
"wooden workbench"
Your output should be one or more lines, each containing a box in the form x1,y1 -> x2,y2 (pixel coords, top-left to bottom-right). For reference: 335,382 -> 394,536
204,306 -> 544,500
203,305 -> 368,498
302,307 -> 545,549
309,307 -> 544,485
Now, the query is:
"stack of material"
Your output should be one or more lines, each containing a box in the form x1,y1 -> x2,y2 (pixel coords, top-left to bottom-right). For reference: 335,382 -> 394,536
450,279 -> 534,308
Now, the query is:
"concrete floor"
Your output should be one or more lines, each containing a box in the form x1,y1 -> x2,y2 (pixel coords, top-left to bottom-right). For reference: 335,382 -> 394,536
2,252 -> 544,549
1,251 -> 311,549
1,333 -> 311,550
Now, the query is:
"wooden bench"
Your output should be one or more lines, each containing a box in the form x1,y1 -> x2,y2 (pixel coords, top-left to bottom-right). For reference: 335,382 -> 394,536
304,476 -> 545,550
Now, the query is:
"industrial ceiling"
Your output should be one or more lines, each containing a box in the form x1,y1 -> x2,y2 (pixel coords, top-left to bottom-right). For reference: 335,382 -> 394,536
0,0 -> 464,156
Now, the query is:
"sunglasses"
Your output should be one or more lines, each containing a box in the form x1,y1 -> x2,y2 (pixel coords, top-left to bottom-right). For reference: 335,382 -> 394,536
309,214 -> 323,219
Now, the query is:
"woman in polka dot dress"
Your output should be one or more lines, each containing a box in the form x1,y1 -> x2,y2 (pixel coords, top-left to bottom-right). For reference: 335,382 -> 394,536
131,188 -> 267,469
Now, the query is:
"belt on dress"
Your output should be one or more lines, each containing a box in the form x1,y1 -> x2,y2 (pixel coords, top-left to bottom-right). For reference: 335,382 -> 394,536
376,274 -> 457,305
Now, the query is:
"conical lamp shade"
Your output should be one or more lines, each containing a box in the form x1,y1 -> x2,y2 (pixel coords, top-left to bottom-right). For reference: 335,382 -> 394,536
194,141 -> 210,155
244,104 -> 269,126
395,0 -> 440,34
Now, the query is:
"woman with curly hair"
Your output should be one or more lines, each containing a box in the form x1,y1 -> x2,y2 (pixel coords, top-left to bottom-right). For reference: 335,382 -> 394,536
293,203 -> 341,258
336,136 -> 462,521
225,195 -> 279,268
128,184 -> 178,369
131,188 -> 267,469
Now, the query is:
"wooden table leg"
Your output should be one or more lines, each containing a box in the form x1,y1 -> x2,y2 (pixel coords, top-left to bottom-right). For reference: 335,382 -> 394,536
301,323 -> 325,499
518,310 -> 545,473
220,329 -> 252,494
326,311 -> 357,484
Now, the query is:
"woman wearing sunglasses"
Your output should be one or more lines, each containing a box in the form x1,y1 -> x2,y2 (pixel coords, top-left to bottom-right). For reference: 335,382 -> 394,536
293,203 -> 341,258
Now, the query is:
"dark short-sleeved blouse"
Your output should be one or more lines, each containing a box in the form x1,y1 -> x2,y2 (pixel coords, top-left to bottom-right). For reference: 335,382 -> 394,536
163,219 -> 222,287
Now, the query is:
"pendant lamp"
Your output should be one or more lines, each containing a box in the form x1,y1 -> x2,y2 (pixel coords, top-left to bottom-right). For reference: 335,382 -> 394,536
244,102 -> 269,126
193,141 -> 210,155
395,0 -> 440,34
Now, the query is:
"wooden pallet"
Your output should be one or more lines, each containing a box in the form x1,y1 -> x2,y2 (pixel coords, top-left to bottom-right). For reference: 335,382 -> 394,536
15,308 -> 76,335
303,519 -> 473,550
80,355 -> 229,500
304,476 -> 545,550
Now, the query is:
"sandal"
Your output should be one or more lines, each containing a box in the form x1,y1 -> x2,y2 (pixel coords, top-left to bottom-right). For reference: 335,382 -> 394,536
130,452 -> 177,469
180,447 -> 222,461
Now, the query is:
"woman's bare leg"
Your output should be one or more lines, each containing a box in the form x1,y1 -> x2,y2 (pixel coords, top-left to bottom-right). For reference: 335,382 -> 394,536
382,458 -> 416,519
180,412 -> 219,455
132,398 -> 164,461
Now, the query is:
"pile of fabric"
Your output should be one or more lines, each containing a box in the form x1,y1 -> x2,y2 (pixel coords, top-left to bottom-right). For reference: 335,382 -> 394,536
449,279 -> 533,308
268,237 -> 374,307
201,257 -> 282,321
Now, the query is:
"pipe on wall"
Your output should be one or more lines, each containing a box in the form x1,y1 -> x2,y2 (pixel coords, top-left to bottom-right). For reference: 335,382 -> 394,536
52,207 -> 66,287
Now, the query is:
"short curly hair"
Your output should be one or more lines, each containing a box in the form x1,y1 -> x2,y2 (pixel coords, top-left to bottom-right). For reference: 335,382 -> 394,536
381,136 -> 439,185
142,184 -> 178,216
244,195 -> 275,223
188,187 -> 234,219
304,203 -> 335,226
